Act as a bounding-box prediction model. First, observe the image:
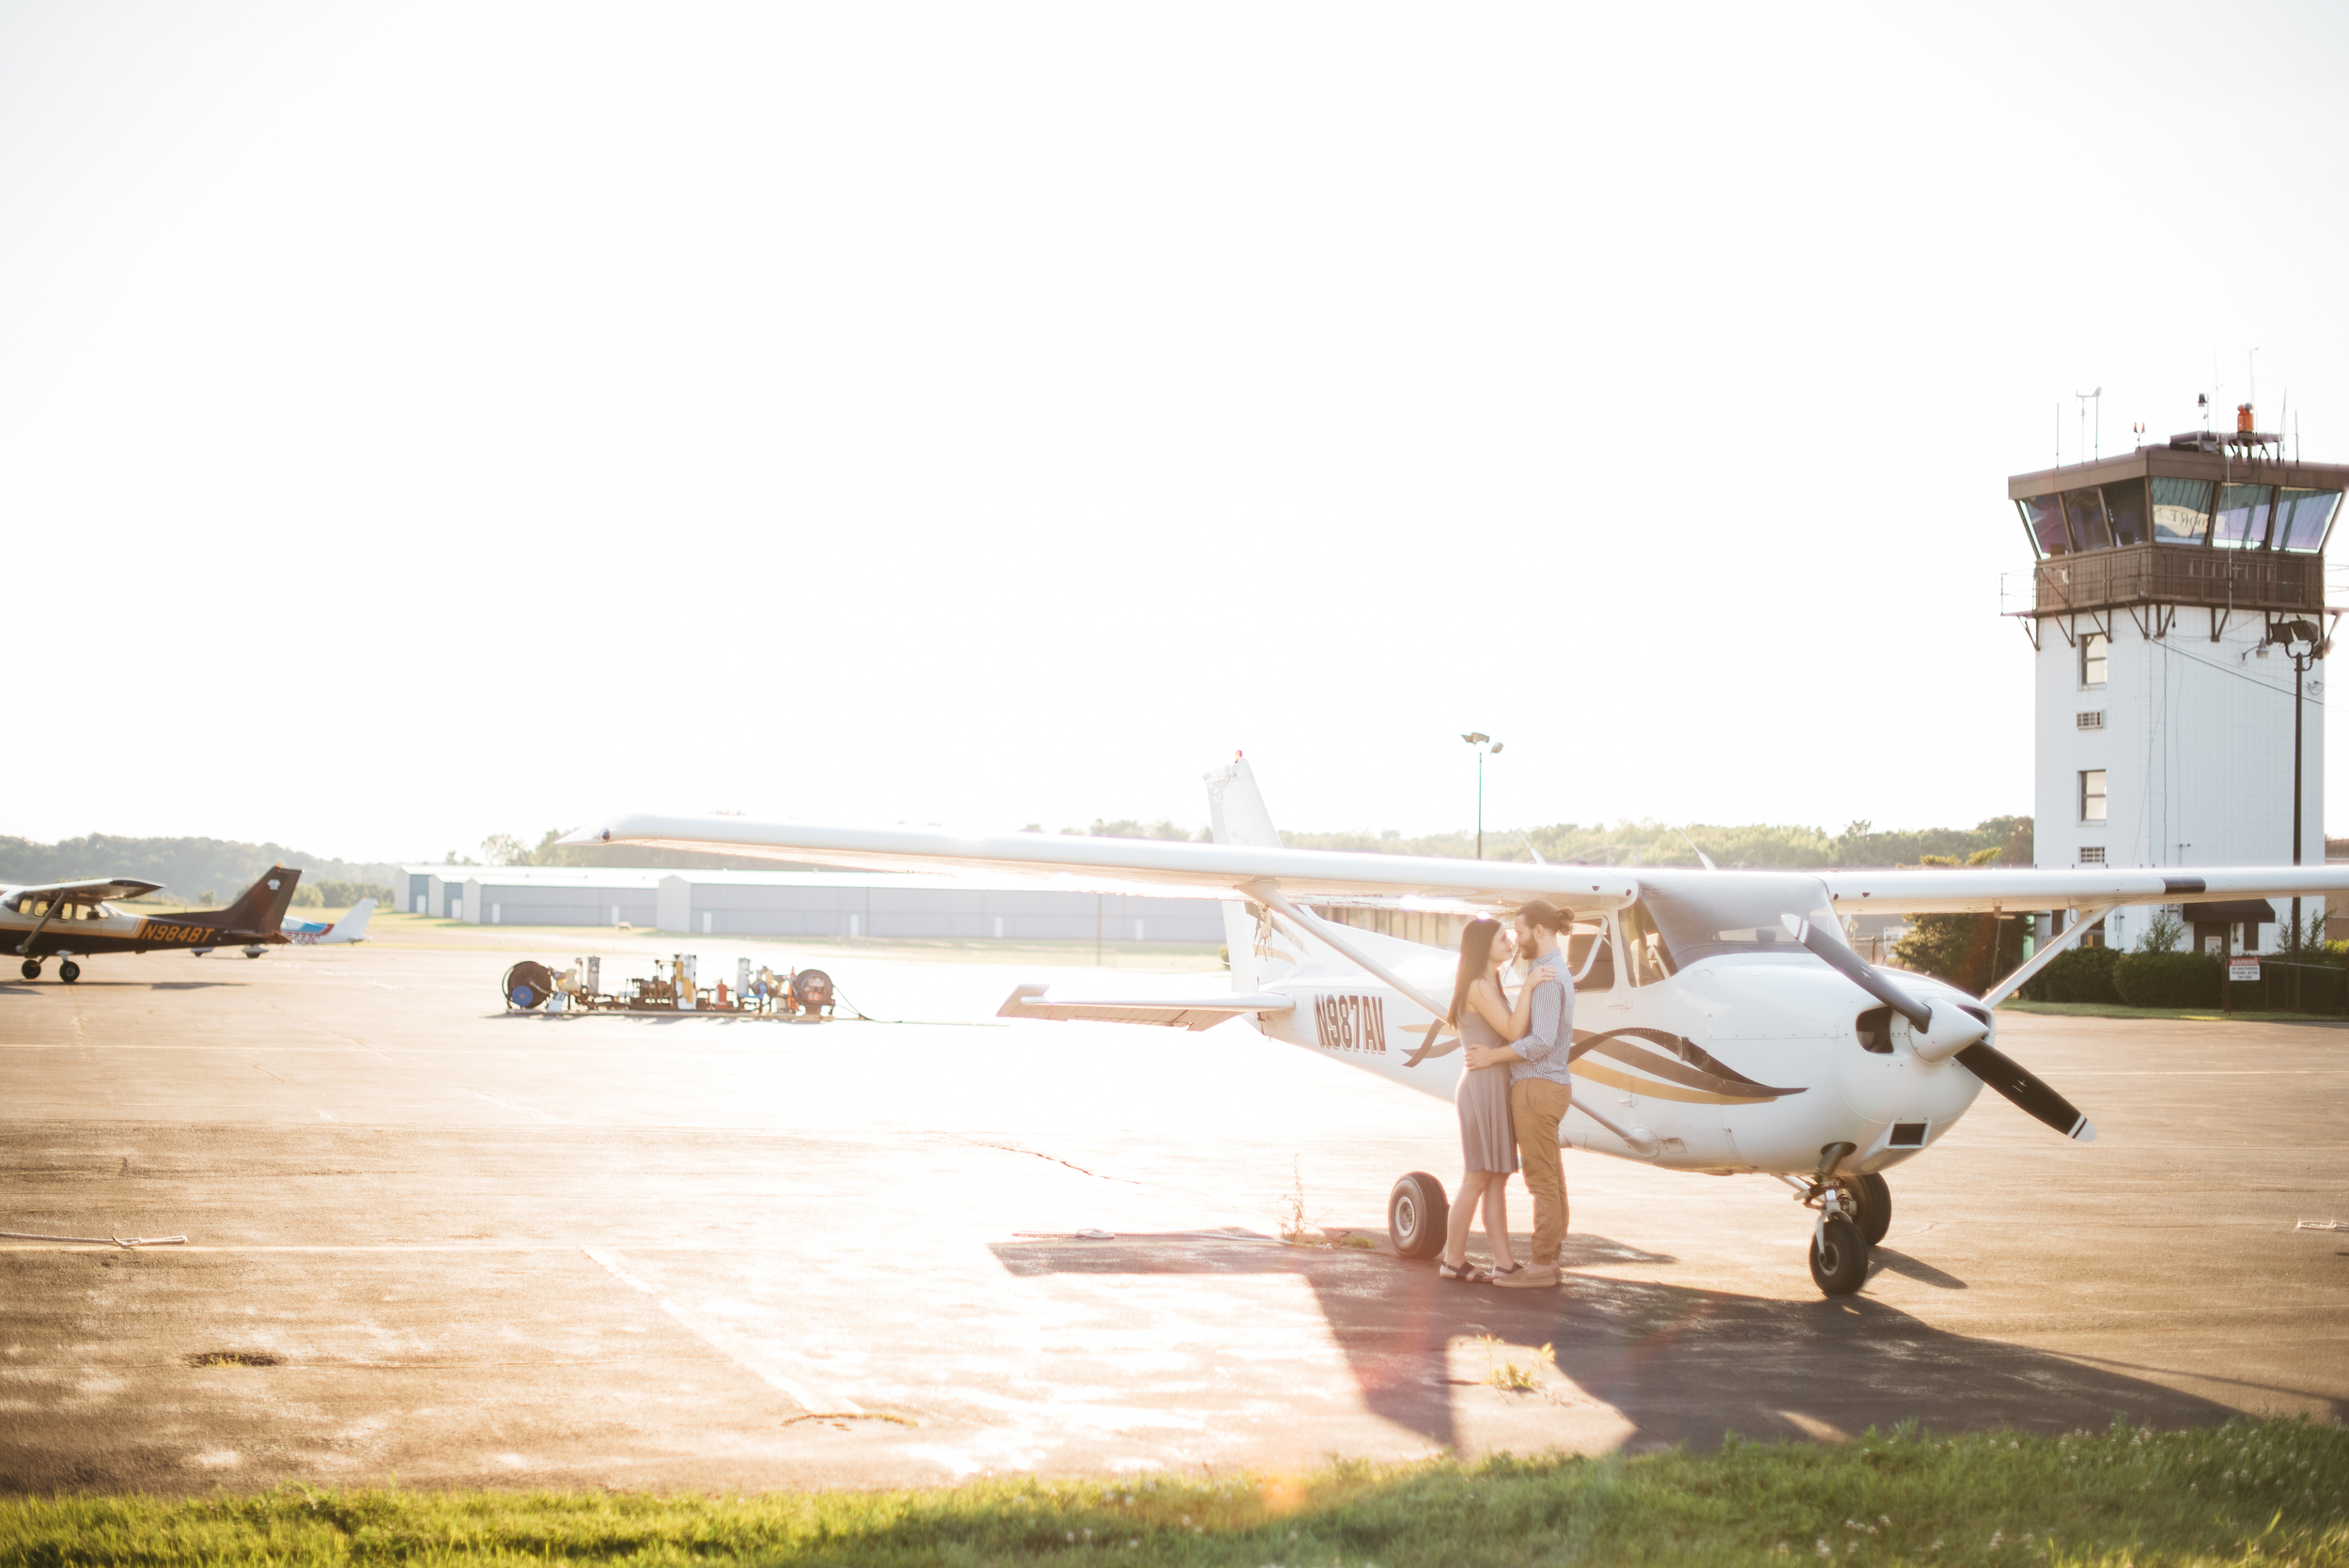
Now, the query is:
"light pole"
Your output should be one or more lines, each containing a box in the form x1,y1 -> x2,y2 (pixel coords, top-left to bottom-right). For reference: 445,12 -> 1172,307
1461,733 -> 1503,859
2275,618 -> 2329,1006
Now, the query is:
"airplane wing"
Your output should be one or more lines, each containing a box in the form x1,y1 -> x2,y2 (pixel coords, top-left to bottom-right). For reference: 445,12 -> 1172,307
1816,865 -> 2349,915
4,878 -> 164,904
998,984 -> 1296,1031
561,813 -> 2349,924
559,814 -> 1640,914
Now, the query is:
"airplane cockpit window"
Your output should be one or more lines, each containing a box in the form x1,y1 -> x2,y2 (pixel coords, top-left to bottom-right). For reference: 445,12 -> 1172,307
1640,874 -> 1843,968
1615,902 -> 1675,986
1565,920 -> 1613,992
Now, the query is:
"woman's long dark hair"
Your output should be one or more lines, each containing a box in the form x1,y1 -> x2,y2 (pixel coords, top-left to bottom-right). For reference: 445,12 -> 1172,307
1448,917 -> 1502,1026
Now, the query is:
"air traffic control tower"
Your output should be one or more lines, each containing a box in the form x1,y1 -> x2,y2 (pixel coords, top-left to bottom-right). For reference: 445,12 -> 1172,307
2013,410 -> 2347,955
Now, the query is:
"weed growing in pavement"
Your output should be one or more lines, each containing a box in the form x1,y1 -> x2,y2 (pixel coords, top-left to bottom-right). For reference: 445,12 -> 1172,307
5,1416 -> 2346,1564
1479,1335 -> 1554,1392
1278,1157 -> 1327,1246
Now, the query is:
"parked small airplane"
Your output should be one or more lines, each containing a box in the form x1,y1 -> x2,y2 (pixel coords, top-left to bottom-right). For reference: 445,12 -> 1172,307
4,866 -> 303,981
563,758 -> 2349,1296
265,896 -> 376,951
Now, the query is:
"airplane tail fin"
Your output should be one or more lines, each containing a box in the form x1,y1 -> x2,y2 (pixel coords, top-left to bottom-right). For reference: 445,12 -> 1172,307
1205,754 -> 1283,991
326,897 -> 375,943
1205,754 -> 1282,849
216,865 -> 303,937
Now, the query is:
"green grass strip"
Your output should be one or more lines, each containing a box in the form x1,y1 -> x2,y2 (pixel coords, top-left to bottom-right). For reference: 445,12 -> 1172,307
1997,1001 -> 2348,1024
4,1417 -> 2345,1566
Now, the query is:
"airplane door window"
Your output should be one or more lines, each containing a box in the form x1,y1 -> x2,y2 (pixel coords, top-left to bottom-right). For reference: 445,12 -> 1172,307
1566,919 -> 1614,992
1615,902 -> 1676,986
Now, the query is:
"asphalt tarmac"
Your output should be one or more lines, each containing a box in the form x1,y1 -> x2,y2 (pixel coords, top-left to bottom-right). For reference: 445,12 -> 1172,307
2,937 -> 2344,1494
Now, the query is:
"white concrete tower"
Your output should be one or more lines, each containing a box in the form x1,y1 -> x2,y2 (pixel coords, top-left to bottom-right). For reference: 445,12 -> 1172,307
2015,415 -> 2345,955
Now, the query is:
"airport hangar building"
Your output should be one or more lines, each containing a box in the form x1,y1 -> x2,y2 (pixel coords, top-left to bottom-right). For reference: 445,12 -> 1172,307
393,864 -> 1226,944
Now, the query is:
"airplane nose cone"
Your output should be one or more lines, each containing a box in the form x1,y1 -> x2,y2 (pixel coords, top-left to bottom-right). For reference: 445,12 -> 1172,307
1908,1004 -> 1989,1063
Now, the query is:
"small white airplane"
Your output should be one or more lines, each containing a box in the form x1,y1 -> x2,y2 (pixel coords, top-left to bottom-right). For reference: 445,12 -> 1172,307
274,897 -> 375,949
563,757 -> 2349,1296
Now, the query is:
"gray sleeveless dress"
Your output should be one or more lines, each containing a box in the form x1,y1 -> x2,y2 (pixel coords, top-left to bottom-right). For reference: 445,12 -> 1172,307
1455,1001 -> 1520,1174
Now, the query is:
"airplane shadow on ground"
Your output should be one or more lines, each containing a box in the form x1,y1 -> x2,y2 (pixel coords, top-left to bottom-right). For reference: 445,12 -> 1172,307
991,1230 -> 2261,1455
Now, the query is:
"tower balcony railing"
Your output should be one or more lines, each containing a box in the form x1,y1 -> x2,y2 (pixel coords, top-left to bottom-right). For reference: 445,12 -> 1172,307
2034,543 -> 2324,617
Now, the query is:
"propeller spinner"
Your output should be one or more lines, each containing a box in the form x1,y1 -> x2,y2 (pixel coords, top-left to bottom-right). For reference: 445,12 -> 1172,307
1782,916 -> 2096,1143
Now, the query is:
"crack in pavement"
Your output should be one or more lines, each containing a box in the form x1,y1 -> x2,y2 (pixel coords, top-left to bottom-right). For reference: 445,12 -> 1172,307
951,1137 -> 1146,1185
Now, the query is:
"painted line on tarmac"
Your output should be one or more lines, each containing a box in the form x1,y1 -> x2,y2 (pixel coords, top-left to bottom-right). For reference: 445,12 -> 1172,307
583,1246 -> 862,1415
0,1243 -> 844,1253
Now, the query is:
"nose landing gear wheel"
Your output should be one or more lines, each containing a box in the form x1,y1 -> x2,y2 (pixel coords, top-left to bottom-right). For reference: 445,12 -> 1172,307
1809,1213 -> 1869,1296
19,959 -> 39,981
57,960 -> 80,984
1846,1172 -> 1891,1246
1387,1171 -> 1450,1259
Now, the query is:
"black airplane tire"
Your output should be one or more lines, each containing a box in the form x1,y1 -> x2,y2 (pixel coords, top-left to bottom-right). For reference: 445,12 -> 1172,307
20,959 -> 41,981
1809,1213 -> 1868,1296
1847,1172 -> 1891,1246
192,949 -> 210,957
242,948 -> 264,959
58,961 -> 80,984
1387,1172 -> 1450,1260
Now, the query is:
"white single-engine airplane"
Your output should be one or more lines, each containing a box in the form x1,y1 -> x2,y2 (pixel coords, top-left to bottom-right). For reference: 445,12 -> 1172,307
564,757 -> 2349,1296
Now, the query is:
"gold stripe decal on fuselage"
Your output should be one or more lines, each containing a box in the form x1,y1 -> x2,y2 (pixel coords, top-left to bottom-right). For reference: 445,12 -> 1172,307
1315,994 -> 1386,1055
1565,1026 -> 1805,1105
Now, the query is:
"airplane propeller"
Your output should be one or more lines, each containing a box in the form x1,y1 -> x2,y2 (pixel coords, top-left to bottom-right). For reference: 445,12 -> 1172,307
1782,916 -> 2096,1143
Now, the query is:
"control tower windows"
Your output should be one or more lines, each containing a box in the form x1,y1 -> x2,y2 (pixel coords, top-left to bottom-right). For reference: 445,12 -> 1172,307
2151,477 -> 2213,544
2275,489 -> 2342,553
2063,488 -> 2113,551
2213,483 -> 2275,549
2100,478 -> 2147,546
2019,494 -> 2070,556
2079,769 -> 2108,823
2078,632 -> 2108,688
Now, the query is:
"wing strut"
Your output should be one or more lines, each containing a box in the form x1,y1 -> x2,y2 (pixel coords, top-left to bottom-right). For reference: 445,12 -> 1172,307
1978,902 -> 2121,1007
13,900 -> 60,956
1243,882 -> 1449,1017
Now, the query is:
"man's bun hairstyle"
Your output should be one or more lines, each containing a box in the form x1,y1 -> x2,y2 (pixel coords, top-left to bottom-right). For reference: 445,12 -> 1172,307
1517,899 -> 1570,934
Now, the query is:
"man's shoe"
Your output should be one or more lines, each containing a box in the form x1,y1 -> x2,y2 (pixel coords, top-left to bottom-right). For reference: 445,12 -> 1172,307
1492,1265 -> 1560,1288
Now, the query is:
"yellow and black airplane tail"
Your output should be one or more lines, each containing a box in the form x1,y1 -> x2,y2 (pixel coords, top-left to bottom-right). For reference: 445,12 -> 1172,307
208,865 -> 303,939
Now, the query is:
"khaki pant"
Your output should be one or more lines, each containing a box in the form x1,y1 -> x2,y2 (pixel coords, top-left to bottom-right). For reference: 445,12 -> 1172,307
1509,1079 -> 1573,1269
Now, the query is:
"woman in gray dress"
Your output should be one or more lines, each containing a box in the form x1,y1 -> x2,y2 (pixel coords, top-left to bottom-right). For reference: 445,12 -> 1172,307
1427,917 -> 1539,1282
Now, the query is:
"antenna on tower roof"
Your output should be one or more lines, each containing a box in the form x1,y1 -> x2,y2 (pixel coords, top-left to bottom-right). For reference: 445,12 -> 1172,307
2076,387 -> 2103,462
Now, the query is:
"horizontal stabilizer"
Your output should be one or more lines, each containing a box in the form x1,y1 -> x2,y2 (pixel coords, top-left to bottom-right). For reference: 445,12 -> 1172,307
997,983 -> 1295,1032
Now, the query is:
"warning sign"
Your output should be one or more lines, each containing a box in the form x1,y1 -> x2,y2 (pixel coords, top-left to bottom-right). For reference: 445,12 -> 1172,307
2230,957 -> 2263,983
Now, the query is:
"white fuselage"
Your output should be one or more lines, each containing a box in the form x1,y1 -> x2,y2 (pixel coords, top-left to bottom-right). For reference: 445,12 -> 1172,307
1243,912 -> 1984,1179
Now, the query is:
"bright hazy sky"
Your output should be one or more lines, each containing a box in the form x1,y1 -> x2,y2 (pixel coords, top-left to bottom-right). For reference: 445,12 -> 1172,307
7,3 -> 2346,864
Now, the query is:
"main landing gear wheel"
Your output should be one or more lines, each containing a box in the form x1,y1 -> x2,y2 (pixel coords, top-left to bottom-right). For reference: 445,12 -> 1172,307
19,959 -> 39,981
1846,1172 -> 1891,1246
1387,1171 -> 1450,1260
241,947 -> 265,959
1810,1213 -> 1869,1296
57,960 -> 80,984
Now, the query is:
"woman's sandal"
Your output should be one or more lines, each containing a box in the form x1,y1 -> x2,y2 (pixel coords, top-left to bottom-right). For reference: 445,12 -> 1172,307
1438,1257 -> 1492,1284
1486,1262 -> 1526,1281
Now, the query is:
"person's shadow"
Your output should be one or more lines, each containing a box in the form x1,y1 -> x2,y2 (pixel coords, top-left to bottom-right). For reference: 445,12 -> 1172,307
990,1230 -> 2271,1453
